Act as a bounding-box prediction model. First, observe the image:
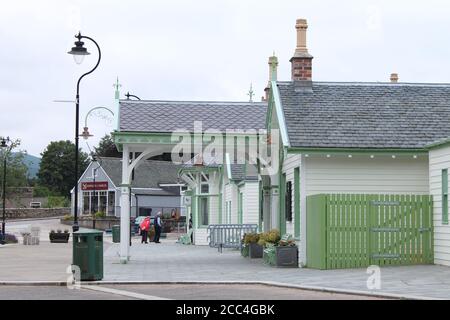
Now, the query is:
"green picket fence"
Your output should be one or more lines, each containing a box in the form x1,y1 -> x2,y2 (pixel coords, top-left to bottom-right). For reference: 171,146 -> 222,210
306,194 -> 434,270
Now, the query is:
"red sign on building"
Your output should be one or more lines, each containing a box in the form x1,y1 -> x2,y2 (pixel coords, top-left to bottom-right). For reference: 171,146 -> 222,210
81,181 -> 108,191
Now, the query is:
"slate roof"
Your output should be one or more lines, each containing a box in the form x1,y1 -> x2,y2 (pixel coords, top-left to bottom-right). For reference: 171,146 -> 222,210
278,81 -> 450,149
180,154 -> 258,182
119,100 -> 267,133
229,164 -> 258,181
96,158 -> 181,196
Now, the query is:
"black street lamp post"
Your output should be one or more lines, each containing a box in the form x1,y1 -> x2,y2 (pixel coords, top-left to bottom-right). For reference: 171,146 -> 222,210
0,137 -> 12,245
68,32 -> 101,232
91,153 -> 101,230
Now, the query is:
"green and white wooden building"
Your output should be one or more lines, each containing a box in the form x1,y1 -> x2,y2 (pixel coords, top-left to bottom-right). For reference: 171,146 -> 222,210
111,18 -> 450,269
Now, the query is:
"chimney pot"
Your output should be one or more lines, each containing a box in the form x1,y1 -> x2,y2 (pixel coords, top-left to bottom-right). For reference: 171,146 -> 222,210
390,73 -> 399,83
264,54 -> 279,101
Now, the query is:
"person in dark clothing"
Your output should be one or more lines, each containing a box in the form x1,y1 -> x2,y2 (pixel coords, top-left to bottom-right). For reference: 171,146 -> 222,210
153,212 -> 162,243
189,216 -> 193,243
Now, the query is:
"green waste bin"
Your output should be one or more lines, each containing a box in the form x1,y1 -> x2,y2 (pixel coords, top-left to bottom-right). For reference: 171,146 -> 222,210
72,229 -> 103,281
112,225 -> 120,243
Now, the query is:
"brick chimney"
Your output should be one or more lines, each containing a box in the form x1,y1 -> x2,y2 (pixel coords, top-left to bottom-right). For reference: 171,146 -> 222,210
264,54 -> 279,101
290,19 -> 313,83
390,73 -> 399,83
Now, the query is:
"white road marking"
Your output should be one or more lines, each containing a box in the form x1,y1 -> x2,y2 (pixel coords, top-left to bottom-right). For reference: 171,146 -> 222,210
81,285 -> 171,300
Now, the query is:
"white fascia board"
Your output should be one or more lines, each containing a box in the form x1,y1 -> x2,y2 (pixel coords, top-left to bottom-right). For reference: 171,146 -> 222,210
271,80 -> 290,147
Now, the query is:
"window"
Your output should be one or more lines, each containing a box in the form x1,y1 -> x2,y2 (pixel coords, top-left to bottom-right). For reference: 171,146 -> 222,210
199,197 -> 209,226
91,192 -> 98,213
82,192 -> 90,214
98,191 -> 107,213
200,174 -> 209,194
285,181 -> 293,222
443,169 -> 449,224
108,191 -> 115,216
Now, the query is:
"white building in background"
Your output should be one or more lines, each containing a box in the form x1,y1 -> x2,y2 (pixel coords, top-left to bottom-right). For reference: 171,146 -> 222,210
71,157 -> 184,218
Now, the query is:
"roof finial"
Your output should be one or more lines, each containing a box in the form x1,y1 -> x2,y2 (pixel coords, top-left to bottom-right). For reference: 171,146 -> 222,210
247,83 -> 255,103
113,77 -> 122,100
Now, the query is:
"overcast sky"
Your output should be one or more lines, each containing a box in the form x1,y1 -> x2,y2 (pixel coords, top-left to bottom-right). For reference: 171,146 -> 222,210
2,0 -> 450,157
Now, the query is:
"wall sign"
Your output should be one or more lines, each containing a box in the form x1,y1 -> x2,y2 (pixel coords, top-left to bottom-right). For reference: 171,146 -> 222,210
81,181 -> 108,191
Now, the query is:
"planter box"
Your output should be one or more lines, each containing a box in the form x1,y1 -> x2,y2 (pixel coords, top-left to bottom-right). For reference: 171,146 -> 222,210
249,243 -> 263,259
275,246 -> 298,268
49,232 -> 70,243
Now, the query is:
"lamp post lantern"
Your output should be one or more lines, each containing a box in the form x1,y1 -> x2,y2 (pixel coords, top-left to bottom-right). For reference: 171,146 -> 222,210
0,137 -> 12,245
68,32 -> 101,232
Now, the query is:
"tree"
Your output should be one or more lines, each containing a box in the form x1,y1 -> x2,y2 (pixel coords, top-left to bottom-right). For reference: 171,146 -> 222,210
37,140 -> 89,196
94,134 -> 122,158
0,148 -> 29,196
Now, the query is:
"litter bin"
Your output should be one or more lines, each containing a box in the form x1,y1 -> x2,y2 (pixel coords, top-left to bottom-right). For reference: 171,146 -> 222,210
72,229 -> 103,281
112,225 -> 120,243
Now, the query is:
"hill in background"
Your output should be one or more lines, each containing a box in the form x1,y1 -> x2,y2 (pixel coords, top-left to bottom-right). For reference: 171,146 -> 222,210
11,153 -> 41,179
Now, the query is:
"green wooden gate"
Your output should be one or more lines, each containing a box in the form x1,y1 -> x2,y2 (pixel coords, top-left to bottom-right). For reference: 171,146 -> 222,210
306,194 -> 434,269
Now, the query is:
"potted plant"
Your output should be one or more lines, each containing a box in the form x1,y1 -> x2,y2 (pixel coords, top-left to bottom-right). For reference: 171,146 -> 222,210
275,235 -> 298,268
49,229 -> 70,243
259,229 -> 280,266
259,229 -> 298,268
243,233 -> 263,258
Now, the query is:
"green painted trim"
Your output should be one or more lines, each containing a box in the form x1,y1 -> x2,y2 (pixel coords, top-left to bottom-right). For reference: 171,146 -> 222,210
258,181 -> 263,232
218,166 -> 223,224
279,173 -> 286,235
238,190 -> 244,224
287,147 -> 427,155
443,169 -> 449,225
197,196 -> 210,227
192,193 -> 197,229
271,81 -> 290,147
425,138 -> 450,150
294,167 -> 300,238
218,193 -> 223,224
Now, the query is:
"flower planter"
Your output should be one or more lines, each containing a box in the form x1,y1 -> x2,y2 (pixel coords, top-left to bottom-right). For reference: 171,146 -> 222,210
49,232 -> 70,243
275,246 -> 298,268
249,243 -> 263,259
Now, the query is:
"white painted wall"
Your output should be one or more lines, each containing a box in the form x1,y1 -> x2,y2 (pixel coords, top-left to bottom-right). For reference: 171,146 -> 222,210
304,155 -> 429,195
429,146 -> 450,266
299,153 -> 429,267
242,182 -> 260,226
194,228 -> 209,246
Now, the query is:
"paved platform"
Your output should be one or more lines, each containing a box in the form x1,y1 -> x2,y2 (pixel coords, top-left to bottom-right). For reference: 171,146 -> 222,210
2,219 -> 450,299
103,242 -> 450,299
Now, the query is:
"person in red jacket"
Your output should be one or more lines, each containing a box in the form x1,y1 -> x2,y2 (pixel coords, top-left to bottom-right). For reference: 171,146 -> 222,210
140,216 -> 150,244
